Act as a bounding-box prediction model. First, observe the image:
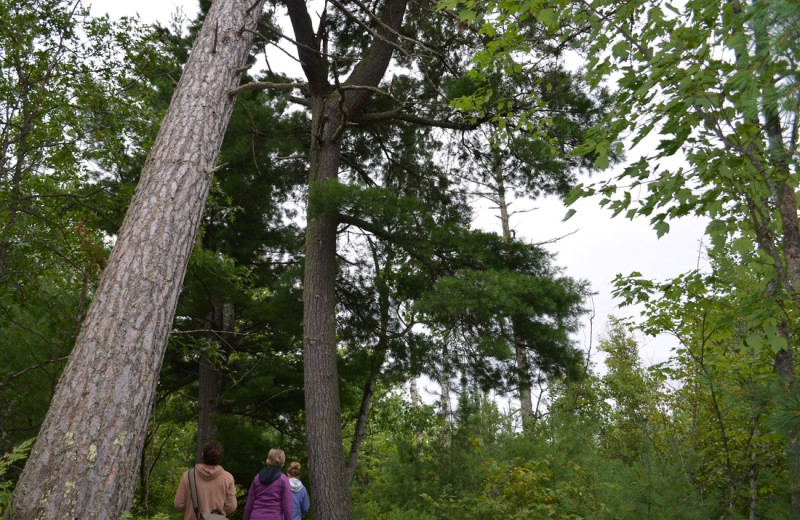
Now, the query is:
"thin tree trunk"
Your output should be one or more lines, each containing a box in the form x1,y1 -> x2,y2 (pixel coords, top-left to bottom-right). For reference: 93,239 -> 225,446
410,378 -> 420,405
195,298 -> 232,461
514,327 -> 534,430
345,241 -> 392,485
196,351 -> 221,460
440,336 -> 452,425
492,148 -> 534,431
749,440 -> 758,519
0,47 -> 36,283
410,378 -> 424,451
345,375 -> 376,486
690,366 -> 699,488
10,1 -> 266,517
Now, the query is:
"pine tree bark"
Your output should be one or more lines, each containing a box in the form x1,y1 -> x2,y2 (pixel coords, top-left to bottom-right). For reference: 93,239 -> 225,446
285,1 -> 407,518
10,1 -> 266,518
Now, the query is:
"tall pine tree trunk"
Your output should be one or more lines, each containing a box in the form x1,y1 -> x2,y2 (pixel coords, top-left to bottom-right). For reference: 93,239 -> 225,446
302,94 -> 352,519
10,1 -> 266,517
743,15 -> 800,514
285,1 -> 407,518
756,35 -> 800,513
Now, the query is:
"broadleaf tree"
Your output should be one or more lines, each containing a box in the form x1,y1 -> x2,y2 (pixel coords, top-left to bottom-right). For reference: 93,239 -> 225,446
445,0 -> 799,513
559,0 -> 800,511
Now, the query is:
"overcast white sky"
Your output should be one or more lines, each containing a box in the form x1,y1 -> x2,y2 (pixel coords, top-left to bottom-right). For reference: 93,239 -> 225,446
87,0 -> 709,369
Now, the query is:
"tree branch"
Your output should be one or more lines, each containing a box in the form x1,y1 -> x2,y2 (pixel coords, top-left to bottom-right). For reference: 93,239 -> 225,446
341,0 -> 408,114
338,213 -> 438,271
285,0 -> 329,94
329,0 -> 443,60
354,108 -> 489,130
229,81 -> 306,96
0,355 -> 69,387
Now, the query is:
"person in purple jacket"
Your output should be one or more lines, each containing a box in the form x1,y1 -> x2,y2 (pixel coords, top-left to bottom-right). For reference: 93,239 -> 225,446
243,448 -> 293,520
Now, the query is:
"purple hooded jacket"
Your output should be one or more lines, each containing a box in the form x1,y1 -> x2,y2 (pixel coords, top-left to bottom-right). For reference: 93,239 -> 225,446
242,467 -> 293,520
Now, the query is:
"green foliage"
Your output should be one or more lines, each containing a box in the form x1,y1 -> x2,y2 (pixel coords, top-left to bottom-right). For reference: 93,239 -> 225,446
0,0 -> 179,455
351,381 -> 714,519
608,257 -> 793,516
345,308 -> 790,518
120,513 -> 172,520
597,318 -> 662,463
453,0 -> 800,512
7,1 -> 799,518
770,383 -> 800,438
426,457 -> 589,519
0,438 -> 34,517
414,265 -> 587,387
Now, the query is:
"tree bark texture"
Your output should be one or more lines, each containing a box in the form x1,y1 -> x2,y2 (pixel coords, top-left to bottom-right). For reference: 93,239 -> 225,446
196,351 -> 221,462
760,38 -> 800,510
10,1 -> 266,518
285,1 -> 408,518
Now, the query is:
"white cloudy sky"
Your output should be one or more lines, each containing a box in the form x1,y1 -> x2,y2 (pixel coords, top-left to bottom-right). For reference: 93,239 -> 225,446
86,0 -> 709,368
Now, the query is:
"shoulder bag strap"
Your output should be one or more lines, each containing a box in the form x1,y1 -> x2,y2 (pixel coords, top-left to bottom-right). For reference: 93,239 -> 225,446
188,467 -> 201,520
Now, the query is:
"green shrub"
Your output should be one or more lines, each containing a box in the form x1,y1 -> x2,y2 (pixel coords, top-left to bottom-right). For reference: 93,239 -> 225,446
0,438 -> 34,518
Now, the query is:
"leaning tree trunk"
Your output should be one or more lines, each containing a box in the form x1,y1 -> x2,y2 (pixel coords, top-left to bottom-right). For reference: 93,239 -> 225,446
285,1 -> 407,518
345,251 -> 390,485
10,1 -> 266,518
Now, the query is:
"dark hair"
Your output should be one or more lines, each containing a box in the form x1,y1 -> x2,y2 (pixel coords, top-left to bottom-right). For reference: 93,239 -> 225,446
202,441 -> 224,466
288,461 -> 301,478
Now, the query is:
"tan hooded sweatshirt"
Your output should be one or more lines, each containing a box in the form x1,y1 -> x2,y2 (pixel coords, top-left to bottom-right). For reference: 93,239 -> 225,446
174,463 -> 237,520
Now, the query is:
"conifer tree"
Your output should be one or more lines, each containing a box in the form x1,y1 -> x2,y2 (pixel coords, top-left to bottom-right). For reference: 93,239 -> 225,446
10,0 -> 268,517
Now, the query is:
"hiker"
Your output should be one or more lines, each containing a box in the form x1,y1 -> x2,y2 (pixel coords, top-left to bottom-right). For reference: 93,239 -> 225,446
174,440 -> 237,519
286,461 -> 310,519
242,448 -> 293,520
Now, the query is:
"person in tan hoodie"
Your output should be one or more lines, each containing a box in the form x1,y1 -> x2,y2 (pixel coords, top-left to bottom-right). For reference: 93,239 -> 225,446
174,440 -> 237,519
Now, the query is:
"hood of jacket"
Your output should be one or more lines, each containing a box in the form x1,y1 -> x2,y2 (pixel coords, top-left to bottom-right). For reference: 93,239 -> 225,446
195,463 -> 225,481
258,466 -> 283,486
289,477 -> 304,493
